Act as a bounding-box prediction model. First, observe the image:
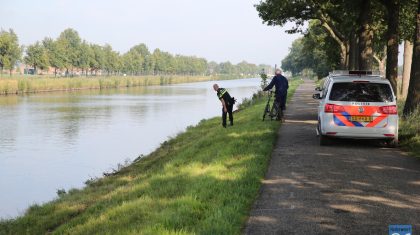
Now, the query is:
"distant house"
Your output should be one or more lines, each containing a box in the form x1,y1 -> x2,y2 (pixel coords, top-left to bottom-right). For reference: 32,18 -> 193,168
1,63 -> 106,77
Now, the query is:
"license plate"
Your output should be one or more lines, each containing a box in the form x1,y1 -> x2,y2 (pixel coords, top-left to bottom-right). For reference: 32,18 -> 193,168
350,116 -> 373,122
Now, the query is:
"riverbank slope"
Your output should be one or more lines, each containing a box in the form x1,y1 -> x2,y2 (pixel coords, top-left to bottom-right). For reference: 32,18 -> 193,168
0,80 -> 302,234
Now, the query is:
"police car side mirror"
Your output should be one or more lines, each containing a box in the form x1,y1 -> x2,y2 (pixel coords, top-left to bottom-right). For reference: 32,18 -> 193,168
315,87 -> 322,91
312,93 -> 321,99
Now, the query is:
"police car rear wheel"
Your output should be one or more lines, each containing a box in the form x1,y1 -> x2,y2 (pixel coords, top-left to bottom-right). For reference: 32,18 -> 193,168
386,138 -> 398,148
317,121 -> 330,146
319,134 -> 331,146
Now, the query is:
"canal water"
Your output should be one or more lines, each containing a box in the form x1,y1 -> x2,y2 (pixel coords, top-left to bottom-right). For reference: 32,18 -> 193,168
0,78 -> 260,218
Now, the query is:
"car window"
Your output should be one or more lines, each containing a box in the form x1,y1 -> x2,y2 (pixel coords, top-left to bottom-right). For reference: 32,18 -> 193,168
322,79 -> 331,98
329,82 -> 394,102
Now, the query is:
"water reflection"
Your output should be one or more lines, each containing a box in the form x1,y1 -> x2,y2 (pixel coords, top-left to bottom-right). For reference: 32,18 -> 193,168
0,78 -> 260,218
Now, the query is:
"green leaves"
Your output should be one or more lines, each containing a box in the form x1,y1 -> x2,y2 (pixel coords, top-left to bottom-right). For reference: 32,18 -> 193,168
3,27 -> 269,77
24,41 -> 49,73
42,37 -> 65,72
281,20 -> 341,78
57,28 -> 82,70
0,29 -> 22,74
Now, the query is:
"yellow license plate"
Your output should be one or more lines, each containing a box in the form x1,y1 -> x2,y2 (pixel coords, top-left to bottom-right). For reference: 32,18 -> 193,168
350,116 -> 373,122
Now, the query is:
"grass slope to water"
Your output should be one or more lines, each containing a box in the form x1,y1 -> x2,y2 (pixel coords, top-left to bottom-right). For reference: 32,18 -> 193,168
0,75 -> 240,95
0,80 -> 302,234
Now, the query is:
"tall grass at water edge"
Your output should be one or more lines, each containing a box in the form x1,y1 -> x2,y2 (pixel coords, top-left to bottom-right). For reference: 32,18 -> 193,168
0,75 -> 242,95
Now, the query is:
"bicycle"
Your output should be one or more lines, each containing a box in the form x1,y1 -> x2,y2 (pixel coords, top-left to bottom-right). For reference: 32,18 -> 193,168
262,91 -> 283,121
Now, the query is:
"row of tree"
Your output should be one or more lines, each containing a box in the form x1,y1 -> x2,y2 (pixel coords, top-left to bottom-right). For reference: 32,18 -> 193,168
256,0 -> 419,115
0,28 -> 271,77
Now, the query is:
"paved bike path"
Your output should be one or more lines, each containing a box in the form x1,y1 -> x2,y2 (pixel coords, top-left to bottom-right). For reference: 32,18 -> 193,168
244,80 -> 420,234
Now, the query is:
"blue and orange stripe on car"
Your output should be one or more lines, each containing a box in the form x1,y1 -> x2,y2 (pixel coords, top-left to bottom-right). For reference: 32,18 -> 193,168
332,106 -> 388,128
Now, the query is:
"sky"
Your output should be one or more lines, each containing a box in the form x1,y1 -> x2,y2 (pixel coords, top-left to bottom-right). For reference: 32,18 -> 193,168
0,0 -> 303,66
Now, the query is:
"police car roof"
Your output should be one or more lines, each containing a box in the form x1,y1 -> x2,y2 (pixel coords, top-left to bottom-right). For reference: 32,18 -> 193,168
329,70 -> 381,76
327,70 -> 387,83
328,75 -> 389,84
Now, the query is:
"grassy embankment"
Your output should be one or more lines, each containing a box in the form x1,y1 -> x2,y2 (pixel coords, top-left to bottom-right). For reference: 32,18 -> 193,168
398,105 -> 420,157
0,80 -> 302,234
0,75 -> 241,95
316,77 -> 419,156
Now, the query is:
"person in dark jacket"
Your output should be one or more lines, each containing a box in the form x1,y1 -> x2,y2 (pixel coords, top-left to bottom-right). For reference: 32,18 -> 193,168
213,84 -> 235,128
263,69 -> 289,116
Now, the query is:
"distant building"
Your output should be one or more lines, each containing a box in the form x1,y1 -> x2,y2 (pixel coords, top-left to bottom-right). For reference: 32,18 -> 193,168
1,62 -> 105,77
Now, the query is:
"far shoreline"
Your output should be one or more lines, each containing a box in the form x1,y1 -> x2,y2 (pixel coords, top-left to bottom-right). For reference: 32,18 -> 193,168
0,74 -> 255,96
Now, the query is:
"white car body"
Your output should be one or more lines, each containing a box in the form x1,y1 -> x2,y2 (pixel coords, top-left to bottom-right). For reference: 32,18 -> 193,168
314,72 -> 399,146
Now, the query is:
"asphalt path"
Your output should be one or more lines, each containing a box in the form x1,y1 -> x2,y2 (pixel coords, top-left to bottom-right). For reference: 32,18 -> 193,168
244,80 -> 420,235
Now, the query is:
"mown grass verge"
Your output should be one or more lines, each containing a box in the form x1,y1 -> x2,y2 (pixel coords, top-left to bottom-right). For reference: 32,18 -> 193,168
0,75 -> 243,95
0,80 -> 302,234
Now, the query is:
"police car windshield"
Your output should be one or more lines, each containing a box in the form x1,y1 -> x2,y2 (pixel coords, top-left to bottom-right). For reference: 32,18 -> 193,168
329,82 -> 394,102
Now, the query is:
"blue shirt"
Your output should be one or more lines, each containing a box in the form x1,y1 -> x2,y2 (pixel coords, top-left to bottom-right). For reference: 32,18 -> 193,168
263,75 -> 289,96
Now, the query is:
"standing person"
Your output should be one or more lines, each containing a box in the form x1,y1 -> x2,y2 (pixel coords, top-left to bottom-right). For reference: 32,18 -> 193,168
263,69 -> 289,119
213,84 -> 235,128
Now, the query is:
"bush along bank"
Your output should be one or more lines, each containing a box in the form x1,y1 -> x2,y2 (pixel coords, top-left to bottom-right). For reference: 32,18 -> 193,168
0,80 -> 302,235
399,104 -> 420,157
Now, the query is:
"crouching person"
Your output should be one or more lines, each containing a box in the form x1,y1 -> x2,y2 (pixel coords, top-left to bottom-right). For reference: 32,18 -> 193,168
213,84 -> 235,128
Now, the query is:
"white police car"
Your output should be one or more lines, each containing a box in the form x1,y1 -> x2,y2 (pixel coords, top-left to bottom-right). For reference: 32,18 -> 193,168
313,71 -> 398,147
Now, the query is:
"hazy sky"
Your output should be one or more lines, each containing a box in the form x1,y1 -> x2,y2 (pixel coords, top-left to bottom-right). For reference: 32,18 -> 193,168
0,0 -> 302,66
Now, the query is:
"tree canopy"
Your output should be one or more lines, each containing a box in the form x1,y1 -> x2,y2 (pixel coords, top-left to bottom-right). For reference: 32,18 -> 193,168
0,28 -> 268,77
24,41 -> 49,73
281,21 -> 341,79
256,0 -> 418,94
269,0 -> 418,113
0,29 -> 22,75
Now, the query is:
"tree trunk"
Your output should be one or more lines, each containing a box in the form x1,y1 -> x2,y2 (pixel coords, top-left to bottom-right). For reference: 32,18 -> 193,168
380,56 -> 386,76
384,0 -> 400,97
320,20 -> 349,69
401,40 -> 413,99
349,34 -> 359,70
373,53 -> 386,75
403,1 -> 420,116
358,0 -> 374,70
342,43 -> 350,69
373,46 -> 387,75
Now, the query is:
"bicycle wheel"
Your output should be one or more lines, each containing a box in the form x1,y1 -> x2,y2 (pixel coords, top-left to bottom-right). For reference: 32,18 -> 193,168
270,101 -> 279,121
262,103 -> 270,121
